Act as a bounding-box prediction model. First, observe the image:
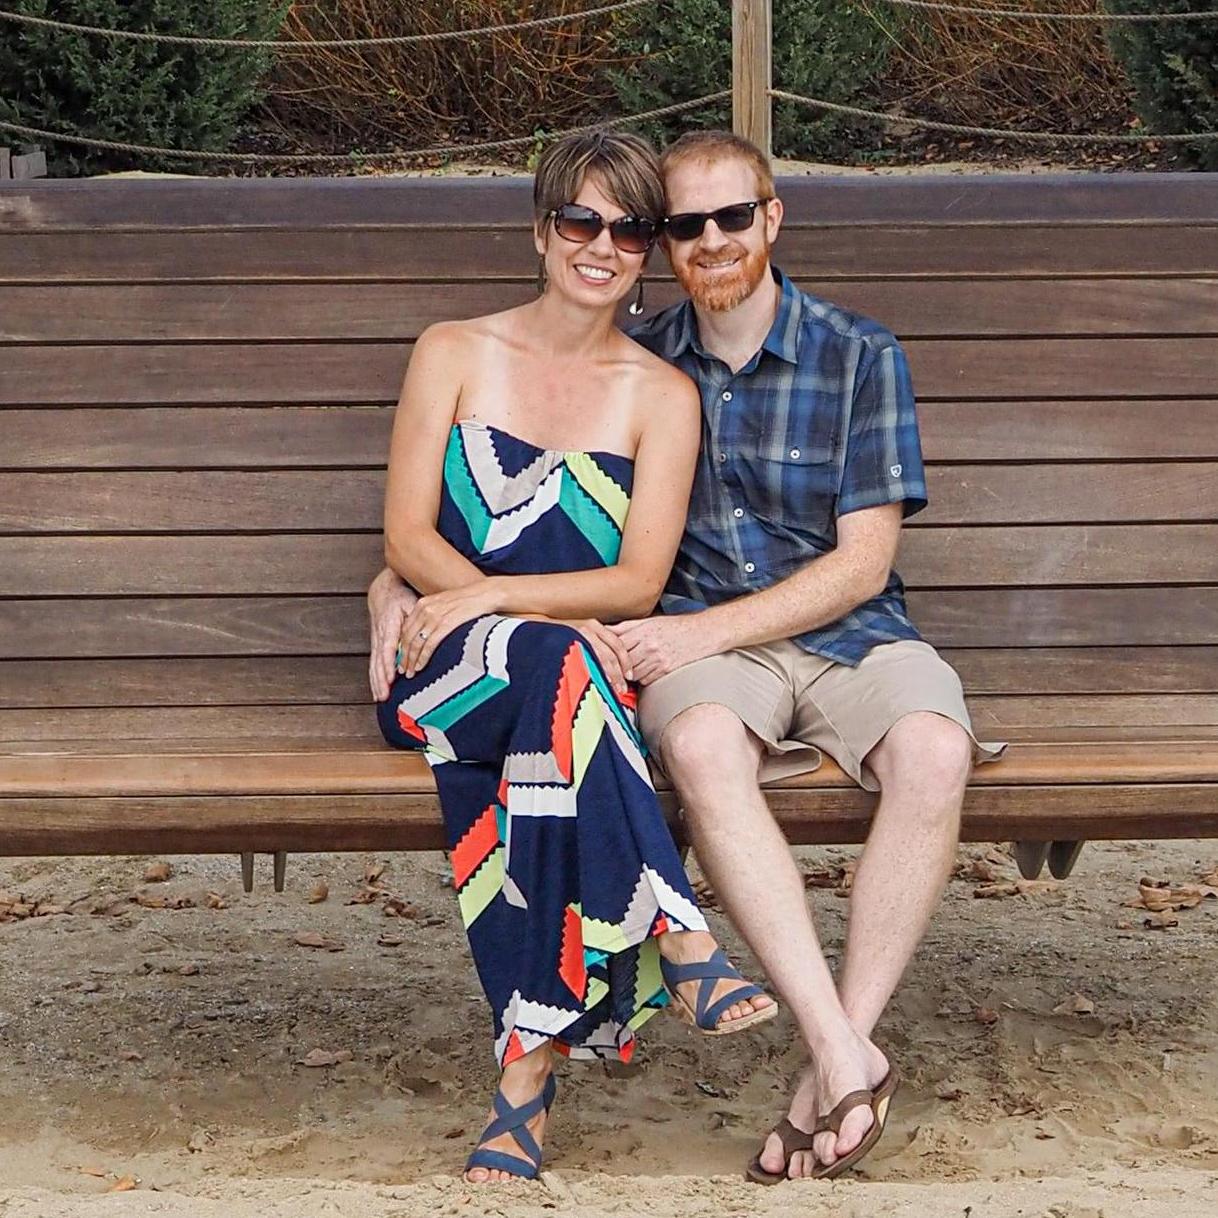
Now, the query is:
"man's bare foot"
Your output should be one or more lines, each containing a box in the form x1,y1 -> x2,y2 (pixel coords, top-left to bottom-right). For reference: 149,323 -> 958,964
757,1032 -> 889,1179
656,929 -> 775,1030
465,1043 -> 554,1184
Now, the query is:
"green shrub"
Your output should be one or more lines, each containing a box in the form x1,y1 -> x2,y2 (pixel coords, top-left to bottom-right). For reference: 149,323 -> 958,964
0,1 -> 289,175
610,0 -> 892,161
1103,0 -> 1218,169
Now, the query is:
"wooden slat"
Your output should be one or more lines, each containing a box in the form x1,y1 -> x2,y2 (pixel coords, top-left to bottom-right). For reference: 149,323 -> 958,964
945,647 -> 1218,695
967,694 -> 1218,729
7,338 -> 1216,407
0,407 -> 394,470
0,597 -> 367,659
0,470 -> 385,532
10,463 -> 1210,532
0,657 -> 369,709
5,739 -> 1218,798
1,783 -> 1215,856
6,647 -> 1213,709
5,402 -> 1216,470
6,175 -> 1218,232
10,226 -> 1218,282
0,704 -> 381,743
0,344 -> 410,407
4,587 -> 1215,661
8,279 -> 1218,342
921,464 -> 1218,524
921,401 -> 1218,462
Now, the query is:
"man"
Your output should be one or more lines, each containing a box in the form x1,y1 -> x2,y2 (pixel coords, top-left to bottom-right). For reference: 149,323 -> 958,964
369,129 -> 1003,1181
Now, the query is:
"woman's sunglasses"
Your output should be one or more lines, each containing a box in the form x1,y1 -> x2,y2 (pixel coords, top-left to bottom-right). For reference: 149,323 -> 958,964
664,198 -> 772,243
547,203 -> 659,254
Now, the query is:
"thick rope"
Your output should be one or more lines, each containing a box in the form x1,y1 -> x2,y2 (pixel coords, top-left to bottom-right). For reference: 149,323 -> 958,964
0,0 -> 652,50
0,93 -> 731,165
861,0 -> 1218,20
770,89 -> 1218,143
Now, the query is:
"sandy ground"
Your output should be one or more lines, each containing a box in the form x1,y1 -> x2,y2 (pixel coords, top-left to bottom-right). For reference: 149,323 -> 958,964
1,839 -> 1216,1216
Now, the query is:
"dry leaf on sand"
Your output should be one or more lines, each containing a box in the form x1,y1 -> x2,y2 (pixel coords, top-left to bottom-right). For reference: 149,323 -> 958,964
974,879 -> 1057,900
364,861 -> 387,886
1125,881 -> 1216,913
383,897 -> 420,919
1143,911 -> 1179,930
299,1048 -> 353,1068
975,1007 -> 1000,1026
1052,993 -> 1096,1016
308,882 -> 329,904
205,891 -> 228,910
142,862 -> 172,883
293,931 -> 345,952
345,887 -> 381,906
108,1175 -> 138,1192
78,1165 -> 108,1178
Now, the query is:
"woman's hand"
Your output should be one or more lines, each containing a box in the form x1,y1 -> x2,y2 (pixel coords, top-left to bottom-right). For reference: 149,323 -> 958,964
368,568 -> 418,701
399,579 -> 503,677
568,619 -> 634,695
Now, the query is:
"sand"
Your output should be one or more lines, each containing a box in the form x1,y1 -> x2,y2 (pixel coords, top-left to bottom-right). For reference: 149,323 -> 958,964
1,839 -> 1216,1217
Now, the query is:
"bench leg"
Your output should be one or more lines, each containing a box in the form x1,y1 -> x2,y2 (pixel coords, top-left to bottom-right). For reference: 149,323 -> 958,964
273,850 -> 288,893
1047,840 -> 1086,879
240,852 -> 255,893
1012,840 -> 1050,880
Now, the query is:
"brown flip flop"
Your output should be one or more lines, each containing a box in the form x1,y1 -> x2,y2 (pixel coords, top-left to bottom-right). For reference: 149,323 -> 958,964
811,1066 -> 901,1180
744,1066 -> 901,1185
745,1117 -> 816,1186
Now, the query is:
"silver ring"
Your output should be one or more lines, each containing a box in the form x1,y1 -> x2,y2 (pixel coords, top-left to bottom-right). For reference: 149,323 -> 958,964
417,629 -> 429,640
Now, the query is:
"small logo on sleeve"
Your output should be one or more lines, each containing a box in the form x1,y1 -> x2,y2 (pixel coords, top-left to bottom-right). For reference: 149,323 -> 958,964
890,464 -> 903,478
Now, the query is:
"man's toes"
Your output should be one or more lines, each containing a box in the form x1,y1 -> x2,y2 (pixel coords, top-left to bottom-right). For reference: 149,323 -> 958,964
788,1149 -> 817,1179
812,1130 -> 838,1168
834,1103 -> 875,1159
758,1132 -> 788,1175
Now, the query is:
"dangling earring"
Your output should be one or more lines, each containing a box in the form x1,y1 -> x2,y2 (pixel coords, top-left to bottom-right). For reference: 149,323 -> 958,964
536,256 -> 548,296
627,277 -> 645,317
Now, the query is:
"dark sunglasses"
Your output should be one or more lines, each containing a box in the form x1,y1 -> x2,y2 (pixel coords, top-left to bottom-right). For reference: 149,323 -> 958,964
664,198 -> 772,243
547,203 -> 658,254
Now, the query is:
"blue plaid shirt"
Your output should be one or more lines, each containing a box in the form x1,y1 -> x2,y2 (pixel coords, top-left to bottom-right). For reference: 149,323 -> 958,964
628,267 -> 927,666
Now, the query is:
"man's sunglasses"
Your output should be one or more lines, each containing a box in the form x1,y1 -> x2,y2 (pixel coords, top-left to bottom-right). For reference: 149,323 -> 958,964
547,203 -> 659,254
664,198 -> 772,243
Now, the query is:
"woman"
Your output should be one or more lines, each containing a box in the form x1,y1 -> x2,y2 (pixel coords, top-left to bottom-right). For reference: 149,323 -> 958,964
376,131 -> 776,1184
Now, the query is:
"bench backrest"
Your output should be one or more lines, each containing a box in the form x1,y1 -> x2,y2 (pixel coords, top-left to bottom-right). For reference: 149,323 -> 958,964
1,175 -> 1216,748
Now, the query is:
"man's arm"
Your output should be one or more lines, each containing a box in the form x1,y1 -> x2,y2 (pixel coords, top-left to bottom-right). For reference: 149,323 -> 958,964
614,504 -> 902,685
368,567 -> 417,701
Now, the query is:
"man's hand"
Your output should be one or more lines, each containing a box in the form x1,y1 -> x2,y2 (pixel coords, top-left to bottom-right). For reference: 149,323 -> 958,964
611,614 -> 722,685
368,568 -> 417,702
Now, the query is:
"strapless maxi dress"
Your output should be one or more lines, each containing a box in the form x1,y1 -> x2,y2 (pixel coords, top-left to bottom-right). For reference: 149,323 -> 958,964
377,422 -> 707,1065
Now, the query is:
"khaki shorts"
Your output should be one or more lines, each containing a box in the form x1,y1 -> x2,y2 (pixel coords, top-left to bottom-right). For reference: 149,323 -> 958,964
638,638 -> 1006,791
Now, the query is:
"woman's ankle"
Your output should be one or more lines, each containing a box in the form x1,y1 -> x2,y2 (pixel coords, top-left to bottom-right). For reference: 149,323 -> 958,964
500,1042 -> 553,1090
656,927 -> 717,961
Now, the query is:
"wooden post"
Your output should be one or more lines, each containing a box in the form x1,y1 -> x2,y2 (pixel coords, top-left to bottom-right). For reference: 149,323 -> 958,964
0,148 -> 10,181
732,0 -> 772,157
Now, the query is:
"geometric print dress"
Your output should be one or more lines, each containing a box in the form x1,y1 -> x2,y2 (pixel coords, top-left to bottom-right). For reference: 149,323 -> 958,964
376,421 -> 708,1066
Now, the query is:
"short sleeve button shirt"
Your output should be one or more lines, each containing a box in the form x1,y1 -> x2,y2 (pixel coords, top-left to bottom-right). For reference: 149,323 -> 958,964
628,267 -> 927,666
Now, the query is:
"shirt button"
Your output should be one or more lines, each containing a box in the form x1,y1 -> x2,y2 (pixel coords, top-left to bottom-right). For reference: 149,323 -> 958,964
744,562 -> 756,574
790,447 -> 801,459
717,452 -> 727,463
733,507 -> 744,518
722,391 -> 733,402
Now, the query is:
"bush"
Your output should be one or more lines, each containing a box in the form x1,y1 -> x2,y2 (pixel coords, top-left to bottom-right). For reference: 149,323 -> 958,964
0,1 -> 289,175
1104,0 -> 1218,169
265,2 -> 634,155
610,0 -> 892,161
865,0 -> 1131,136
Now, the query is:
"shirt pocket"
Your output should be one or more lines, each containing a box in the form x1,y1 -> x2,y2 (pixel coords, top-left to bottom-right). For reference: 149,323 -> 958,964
738,442 -> 840,536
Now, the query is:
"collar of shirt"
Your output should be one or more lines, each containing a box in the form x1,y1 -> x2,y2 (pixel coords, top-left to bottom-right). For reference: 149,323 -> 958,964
661,265 -> 802,371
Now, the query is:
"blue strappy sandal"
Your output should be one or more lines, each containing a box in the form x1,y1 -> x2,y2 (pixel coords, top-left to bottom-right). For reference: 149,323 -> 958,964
659,947 -> 779,1036
464,1073 -> 558,1182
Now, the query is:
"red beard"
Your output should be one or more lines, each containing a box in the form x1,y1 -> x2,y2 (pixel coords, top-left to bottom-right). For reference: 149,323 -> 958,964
673,240 -> 770,313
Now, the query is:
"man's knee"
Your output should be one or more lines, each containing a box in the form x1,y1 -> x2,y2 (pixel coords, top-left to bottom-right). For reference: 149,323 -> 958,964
872,711 -> 972,796
659,702 -> 758,787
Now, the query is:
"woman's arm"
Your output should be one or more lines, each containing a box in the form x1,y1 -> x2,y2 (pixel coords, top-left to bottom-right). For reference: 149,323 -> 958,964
382,323 -> 487,593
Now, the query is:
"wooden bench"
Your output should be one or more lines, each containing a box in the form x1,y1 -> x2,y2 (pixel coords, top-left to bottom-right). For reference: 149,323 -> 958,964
2,174 -> 1216,888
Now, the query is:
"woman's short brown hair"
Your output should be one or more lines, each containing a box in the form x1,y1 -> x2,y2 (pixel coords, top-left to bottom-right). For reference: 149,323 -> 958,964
533,130 -> 665,225
660,129 -> 775,200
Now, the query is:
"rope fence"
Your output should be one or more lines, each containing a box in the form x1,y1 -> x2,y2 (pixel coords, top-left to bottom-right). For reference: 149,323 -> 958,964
770,88 -> 1218,144
861,0 -> 1218,21
0,0 -> 653,50
0,93 -> 731,166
